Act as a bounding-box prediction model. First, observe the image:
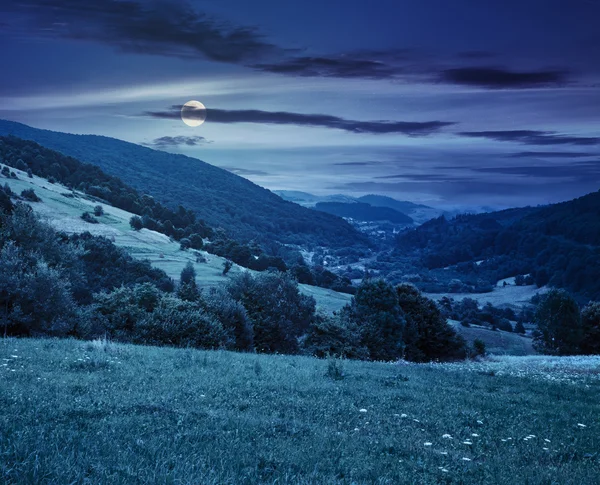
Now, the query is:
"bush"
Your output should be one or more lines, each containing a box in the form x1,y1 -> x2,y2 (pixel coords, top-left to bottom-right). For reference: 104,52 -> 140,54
302,314 -> 368,360
472,339 -> 486,357
514,321 -> 526,334
20,189 -> 41,202
222,260 -> 233,275
203,287 -> 254,351
81,212 -> 99,224
129,215 -> 143,231
179,238 -> 191,250
93,205 -> 104,216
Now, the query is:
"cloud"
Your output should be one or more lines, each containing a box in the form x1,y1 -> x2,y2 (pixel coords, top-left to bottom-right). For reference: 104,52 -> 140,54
143,135 -> 211,149
333,161 -> 380,166
439,67 -> 569,89
507,151 -> 599,158
472,161 -> 600,180
373,173 -> 474,182
253,56 -> 405,80
0,0 -> 276,63
144,105 -> 456,135
219,166 -> 271,176
458,130 -> 600,146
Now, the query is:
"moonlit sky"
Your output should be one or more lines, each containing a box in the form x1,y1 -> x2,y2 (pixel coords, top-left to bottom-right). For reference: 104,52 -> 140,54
1,0 -> 599,209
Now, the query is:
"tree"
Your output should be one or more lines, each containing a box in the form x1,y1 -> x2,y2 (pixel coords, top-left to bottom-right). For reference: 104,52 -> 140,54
179,238 -> 191,250
227,271 -> 316,354
580,302 -> 600,354
222,260 -> 233,275
129,215 -> 143,231
177,262 -> 198,302
533,289 -> 582,355
396,284 -> 467,362
93,205 -> 104,216
514,321 -> 526,334
345,279 -> 405,361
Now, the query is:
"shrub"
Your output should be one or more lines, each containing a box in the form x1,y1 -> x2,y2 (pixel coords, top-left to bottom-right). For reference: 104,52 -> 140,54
203,287 -> 254,351
20,188 -> 41,202
302,314 -> 368,360
326,356 -> 345,380
222,260 -> 233,275
81,212 -> 99,224
514,321 -> 526,334
179,238 -> 191,250
472,339 -> 486,357
129,215 -> 143,231
93,205 -> 104,216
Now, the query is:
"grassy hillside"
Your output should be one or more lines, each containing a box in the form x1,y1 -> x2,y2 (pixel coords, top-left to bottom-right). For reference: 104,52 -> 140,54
0,120 -> 367,249
447,320 -> 535,356
0,170 -> 352,314
1,338 -> 599,484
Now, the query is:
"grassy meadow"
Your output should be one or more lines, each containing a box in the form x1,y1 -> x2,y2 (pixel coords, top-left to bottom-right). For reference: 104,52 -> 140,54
1,338 -> 599,484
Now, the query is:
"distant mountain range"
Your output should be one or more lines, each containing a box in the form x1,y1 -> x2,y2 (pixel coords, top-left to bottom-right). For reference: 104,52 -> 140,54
274,191 -> 447,224
0,120 -> 367,249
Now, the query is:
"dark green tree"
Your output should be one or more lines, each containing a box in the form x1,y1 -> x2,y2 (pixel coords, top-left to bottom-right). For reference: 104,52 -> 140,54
345,279 -> 404,361
533,289 -> 582,355
177,262 -> 199,302
129,215 -> 143,231
396,284 -> 467,362
580,302 -> 600,354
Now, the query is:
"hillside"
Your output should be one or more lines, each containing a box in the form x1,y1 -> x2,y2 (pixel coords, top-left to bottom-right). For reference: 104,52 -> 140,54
2,338 -> 599,484
314,201 -> 413,224
357,194 -> 447,225
396,191 -> 600,300
0,120 -> 367,249
0,167 -> 352,314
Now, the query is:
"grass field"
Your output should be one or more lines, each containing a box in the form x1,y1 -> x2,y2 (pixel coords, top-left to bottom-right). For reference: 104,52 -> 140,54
448,320 -> 536,356
1,338 -> 599,484
3,173 -> 351,314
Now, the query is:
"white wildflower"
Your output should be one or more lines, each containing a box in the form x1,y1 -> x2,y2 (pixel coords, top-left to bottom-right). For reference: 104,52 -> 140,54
359,408 -> 368,413
442,434 -> 452,439
462,457 -> 471,461
424,442 -> 432,446
471,433 -> 479,437
577,423 -> 586,428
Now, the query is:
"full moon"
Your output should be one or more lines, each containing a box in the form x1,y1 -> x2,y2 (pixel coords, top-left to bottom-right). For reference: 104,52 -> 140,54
181,100 -> 207,127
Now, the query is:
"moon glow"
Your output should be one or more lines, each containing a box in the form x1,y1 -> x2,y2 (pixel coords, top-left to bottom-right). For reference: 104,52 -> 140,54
181,100 -> 207,127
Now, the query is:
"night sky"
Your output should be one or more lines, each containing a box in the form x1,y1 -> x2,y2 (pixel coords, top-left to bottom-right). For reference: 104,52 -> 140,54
1,0 -> 599,210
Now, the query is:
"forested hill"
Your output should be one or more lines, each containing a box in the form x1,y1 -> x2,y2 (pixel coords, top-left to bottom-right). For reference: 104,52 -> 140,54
396,190 -> 600,300
0,120 -> 367,249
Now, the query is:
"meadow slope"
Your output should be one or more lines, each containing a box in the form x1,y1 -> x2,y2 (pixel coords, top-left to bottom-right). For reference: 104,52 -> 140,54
1,338 -> 599,484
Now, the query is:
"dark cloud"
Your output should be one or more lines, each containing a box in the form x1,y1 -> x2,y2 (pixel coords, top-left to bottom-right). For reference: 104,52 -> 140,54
333,161 -> 380,166
507,151 -> 599,158
219,166 -> 270,176
253,56 -> 404,80
144,105 -> 456,135
374,173 -> 475,182
458,130 -> 600,146
143,135 -> 211,149
472,161 -> 600,180
0,0 -> 277,63
440,67 -> 569,89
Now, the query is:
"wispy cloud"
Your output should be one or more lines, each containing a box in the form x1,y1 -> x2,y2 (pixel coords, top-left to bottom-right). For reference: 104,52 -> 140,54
458,130 -> 600,146
439,67 -> 569,89
144,105 -> 456,135
219,166 -> 271,176
142,135 -> 211,149
506,151 -> 599,158
333,161 -> 380,166
0,0 -> 277,63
